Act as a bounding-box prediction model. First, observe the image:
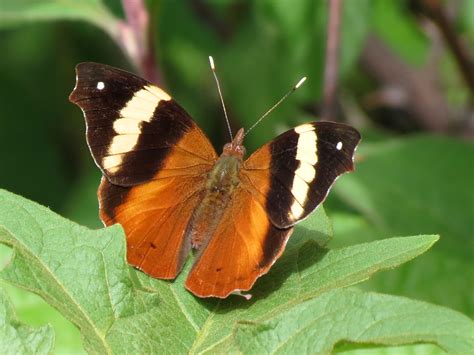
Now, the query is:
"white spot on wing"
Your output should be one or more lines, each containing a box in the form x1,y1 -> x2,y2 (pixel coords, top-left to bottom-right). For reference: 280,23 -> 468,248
146,85 -> 171,101
97,81 -> 105,90
295,130 -> 318,165
289,124 -> 319,220
294,123 -> 314,134
113,118 -> 142,134
336,141 -> 343,150
295,161 -> 315,183
103,155 -> 123,171
107,135 -> 141,155
291,174 -> 310,205
290,202 -> 305,220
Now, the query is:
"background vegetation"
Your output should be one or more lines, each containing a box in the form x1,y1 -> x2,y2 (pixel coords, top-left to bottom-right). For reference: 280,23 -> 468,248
0,0 -> 472,354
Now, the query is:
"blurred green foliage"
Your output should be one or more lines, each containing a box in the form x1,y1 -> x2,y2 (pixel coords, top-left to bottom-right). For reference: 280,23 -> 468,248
0,0 -> 472,353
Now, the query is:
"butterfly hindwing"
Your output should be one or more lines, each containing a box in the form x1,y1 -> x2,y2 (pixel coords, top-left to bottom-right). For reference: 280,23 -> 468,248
243,121 -> 361,228
185,186 -> 293,298
99,175 -> 205,279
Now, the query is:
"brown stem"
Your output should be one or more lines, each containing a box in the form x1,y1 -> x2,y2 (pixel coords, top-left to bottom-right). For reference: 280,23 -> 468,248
361,35 -> 453,133
119,0 -> 163,84
322,0 -> 342,121
415,0 -> 474,93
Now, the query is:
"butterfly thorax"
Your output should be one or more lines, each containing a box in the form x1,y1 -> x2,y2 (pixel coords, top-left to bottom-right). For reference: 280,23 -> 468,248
187,130 -> 246,249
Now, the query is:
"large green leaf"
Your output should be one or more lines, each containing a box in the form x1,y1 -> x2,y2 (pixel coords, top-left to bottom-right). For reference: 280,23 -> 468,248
0,262 -> 84,354
0,189 -> 451,353
0,190 -> 159,353
334,136 -> 474,317
0,286 -> 54,354
0,0 -> 119,37
128,234 -> 439,353
233,288 -> 474,354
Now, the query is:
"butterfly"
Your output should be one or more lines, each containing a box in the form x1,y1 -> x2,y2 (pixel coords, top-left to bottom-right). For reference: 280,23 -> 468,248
69,62 -> 361,298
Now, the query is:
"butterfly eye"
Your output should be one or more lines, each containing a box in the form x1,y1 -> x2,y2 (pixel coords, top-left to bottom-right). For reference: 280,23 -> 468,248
236,145 -> 246,157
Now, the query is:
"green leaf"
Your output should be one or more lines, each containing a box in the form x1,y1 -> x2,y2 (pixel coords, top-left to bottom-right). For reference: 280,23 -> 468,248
0,258 -> 84,355
0,0 -> 119,38
459,0 -> 474,47
0,286 -> 54,354
371,0 -> 429,66
340,0 -> 371,78
132,235 -> 439,354
63,170 -> 103,229
0,189 -> 159,353
334,136 -> 474,317
233,288 -> 474,354
0,189 -> 445,352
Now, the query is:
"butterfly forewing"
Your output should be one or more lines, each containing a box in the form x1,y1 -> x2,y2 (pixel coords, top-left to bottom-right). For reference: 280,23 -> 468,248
69,62 -> 216,186
243,121 -> 361,228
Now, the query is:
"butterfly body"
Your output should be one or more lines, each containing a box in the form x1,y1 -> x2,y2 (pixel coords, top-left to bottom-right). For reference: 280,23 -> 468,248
188,128 -> 245,248
191,163 -> 236,244
69,62 -> 361,298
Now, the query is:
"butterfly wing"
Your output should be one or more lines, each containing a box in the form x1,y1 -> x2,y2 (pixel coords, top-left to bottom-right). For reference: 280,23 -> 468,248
185,186 -> 293,298
99,174 -> 204,279
185,121 -> 360,297
70,62 -> 218,278
69,62 -> 217,186
243,121 -> 361,228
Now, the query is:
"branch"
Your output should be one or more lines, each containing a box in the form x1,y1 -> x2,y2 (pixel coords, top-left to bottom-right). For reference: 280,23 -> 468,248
321,0 -> 342,121
414,0 -> 474,94
116,0 -> 163,84
361,35 -> 454,133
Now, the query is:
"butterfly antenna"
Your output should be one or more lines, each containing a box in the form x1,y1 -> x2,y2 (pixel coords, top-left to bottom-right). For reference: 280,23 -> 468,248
209,56 -> 233,141
244,77 -> 307,137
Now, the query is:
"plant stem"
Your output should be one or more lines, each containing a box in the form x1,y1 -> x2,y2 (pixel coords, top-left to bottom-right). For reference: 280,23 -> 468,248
119,0 -> 163,84
322,0 -> 342,121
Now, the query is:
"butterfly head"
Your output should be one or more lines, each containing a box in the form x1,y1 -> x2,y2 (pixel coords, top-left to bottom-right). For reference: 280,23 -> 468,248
222,128 -> 246,159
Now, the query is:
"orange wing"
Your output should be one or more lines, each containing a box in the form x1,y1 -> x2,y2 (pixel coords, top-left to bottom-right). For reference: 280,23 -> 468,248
69,62 -> 220,280
99,126 -> 218,279
185,185 -> 293,298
